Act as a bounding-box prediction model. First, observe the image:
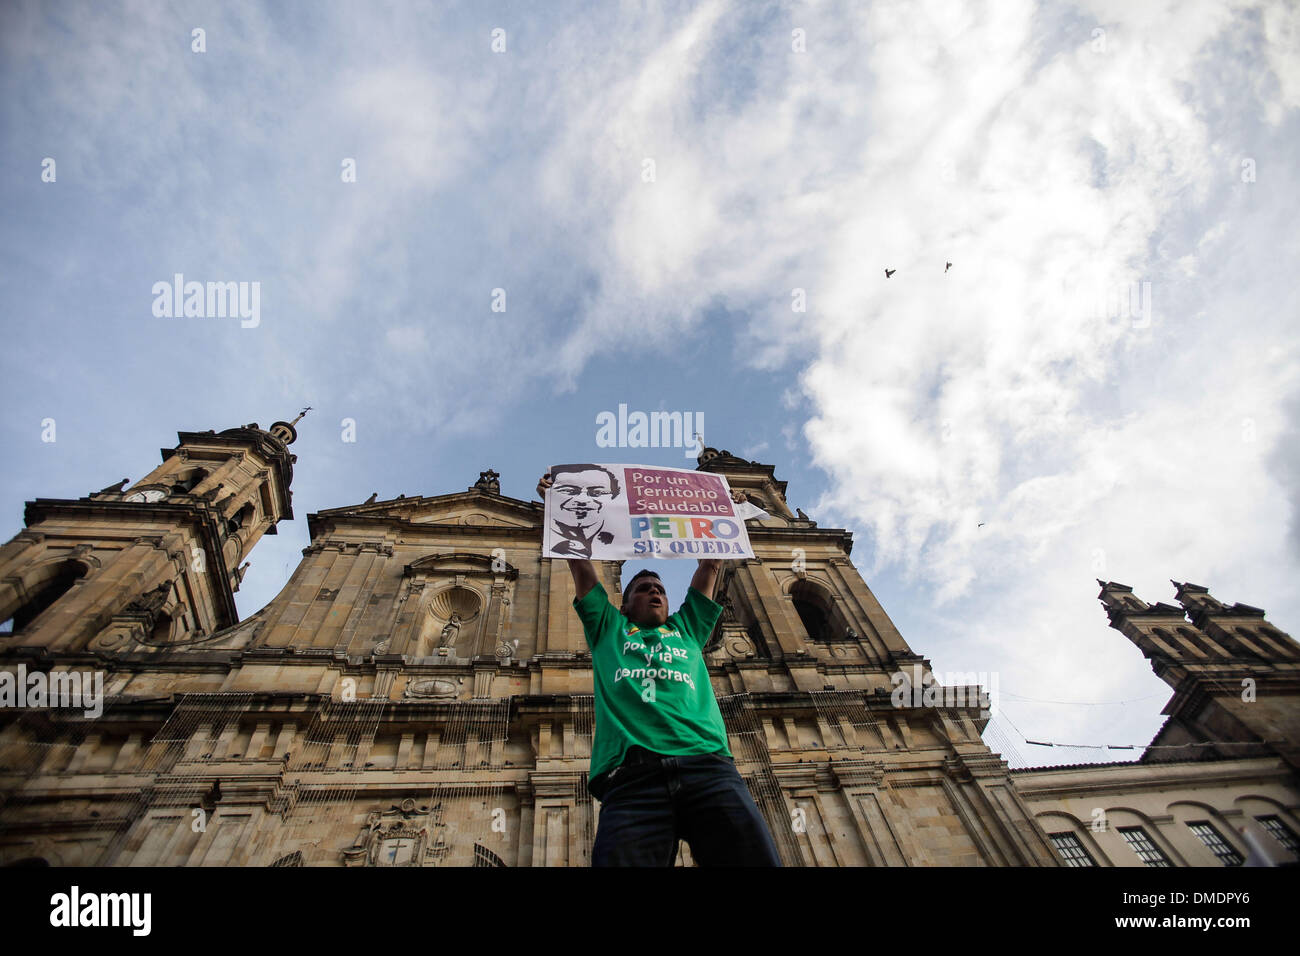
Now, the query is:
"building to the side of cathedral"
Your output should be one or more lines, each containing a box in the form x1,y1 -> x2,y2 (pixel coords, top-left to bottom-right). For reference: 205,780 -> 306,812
1,419 -> 1297,866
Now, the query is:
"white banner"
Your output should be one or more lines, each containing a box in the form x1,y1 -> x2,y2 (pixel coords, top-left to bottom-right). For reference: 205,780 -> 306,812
543,463 -> 759,560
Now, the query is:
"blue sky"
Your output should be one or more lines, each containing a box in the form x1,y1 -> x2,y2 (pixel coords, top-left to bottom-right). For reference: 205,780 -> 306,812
2,0 -> 1298,769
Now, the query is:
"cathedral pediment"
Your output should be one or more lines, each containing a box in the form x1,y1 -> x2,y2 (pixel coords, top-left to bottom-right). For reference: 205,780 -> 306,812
309,491 -> 541,538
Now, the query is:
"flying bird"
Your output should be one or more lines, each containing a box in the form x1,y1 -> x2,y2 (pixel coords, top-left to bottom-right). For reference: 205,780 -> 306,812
885,268 -> 896,278
978,522 -> 985,528
945,262 -> 952,272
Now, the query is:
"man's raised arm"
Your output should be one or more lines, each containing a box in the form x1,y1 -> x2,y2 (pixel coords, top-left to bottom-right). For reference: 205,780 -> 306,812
539,472 -> 598,599
689,486 -> 748,601
568,557 -> 598,600
690,559 -> 722,602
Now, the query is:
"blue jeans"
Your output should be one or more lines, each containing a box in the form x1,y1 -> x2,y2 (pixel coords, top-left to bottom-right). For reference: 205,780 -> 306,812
590,747 -> 783,866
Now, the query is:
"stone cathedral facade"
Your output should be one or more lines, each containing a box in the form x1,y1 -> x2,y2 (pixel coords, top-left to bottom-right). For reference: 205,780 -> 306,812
1,418 -> 1297,867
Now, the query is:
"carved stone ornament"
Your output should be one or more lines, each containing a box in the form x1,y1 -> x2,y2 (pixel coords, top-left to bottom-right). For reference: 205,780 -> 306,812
405,677 -> 462,699
124,583 -> 171,616
342,801 -> 434,866
89,627 -> 136,652
725,636 -> 755,659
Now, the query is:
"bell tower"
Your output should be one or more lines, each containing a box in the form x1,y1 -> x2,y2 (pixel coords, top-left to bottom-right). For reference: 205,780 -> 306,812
0,413 -> 303,651
1099,579 -> 1300,772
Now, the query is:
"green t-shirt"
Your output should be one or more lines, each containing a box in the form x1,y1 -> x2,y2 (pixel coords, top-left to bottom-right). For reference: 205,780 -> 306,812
574,581 -> 729,782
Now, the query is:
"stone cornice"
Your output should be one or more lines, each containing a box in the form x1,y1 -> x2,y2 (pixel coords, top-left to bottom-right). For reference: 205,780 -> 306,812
308,491 -> 541,538
1010,755 -> 1292,797
748,525 -> 854,556
307,515 -> 543,545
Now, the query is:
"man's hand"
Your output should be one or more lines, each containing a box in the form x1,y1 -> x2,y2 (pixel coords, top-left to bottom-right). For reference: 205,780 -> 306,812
540,472 -> 597,598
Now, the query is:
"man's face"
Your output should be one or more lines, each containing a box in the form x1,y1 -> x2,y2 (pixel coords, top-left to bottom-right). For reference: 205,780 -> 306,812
623,575 -> 668,628
553,469 -> 614,533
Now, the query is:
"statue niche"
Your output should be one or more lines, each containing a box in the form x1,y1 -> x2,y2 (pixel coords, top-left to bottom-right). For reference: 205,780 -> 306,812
419,585 -> 482,659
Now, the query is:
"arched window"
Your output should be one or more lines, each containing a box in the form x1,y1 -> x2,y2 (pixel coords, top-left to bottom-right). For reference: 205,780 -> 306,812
1229,627 -> 1270,659
1176,627 -> 1215,658
170,468 -> 211,495
227,502 -> 255,536
2,561 -> 87,634
473,843 -> 506,867
793,597 -> 830,641
1151,628 -> 1182,657
1250,626 -> 1299,660
789,581 -> 835,642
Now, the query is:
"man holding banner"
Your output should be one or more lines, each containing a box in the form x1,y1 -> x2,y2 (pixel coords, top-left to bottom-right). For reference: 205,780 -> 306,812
538,467 -> 781,867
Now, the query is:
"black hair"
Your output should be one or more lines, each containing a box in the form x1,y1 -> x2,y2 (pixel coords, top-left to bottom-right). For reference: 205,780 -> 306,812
550,464 -> 621,498
625,569 -> 663,593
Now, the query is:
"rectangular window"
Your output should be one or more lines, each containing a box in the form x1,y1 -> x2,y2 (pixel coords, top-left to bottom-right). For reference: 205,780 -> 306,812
1048,832 -> 1096,867
1118,826 -> 1172,866
1256,816 -> 1299,854
1187,821 -> 1243,866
